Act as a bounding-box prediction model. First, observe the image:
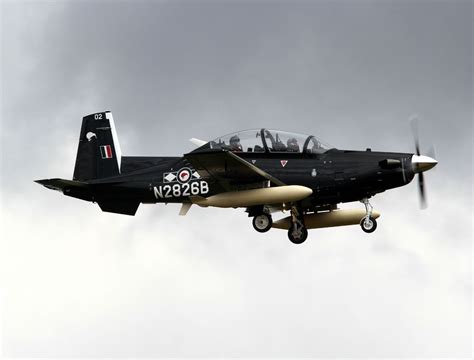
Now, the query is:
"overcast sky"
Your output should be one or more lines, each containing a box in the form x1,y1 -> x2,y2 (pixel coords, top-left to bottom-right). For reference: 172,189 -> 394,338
1,0 -> 472,357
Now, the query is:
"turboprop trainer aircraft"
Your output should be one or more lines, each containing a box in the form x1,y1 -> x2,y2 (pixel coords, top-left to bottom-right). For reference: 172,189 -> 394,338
36,111 -> 437,244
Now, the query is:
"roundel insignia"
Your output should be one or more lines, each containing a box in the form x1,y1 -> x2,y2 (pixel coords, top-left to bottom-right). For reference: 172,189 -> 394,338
177,168 -> 192,183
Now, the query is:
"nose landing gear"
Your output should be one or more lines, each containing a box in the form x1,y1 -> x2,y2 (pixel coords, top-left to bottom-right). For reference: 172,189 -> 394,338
360,197 -> 377,233
287,205 -> 308,244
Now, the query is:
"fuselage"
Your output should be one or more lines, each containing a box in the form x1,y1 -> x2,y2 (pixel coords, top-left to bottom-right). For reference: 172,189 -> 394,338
67,149 -> 415,213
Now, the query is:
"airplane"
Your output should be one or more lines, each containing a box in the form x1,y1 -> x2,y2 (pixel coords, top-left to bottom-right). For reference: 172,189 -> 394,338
36,111 -> 438,244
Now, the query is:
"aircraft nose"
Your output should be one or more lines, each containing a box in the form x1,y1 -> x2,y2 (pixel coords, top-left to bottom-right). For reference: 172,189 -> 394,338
411,155 -> 438,173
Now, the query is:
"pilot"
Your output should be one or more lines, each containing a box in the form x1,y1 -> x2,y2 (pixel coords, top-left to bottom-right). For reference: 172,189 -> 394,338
229,135 -> 243,151
287,137 -> 300,152
312,140 -> 322,153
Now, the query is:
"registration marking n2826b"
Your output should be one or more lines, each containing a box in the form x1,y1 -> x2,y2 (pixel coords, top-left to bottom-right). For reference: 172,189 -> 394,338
153,181 -> 209,199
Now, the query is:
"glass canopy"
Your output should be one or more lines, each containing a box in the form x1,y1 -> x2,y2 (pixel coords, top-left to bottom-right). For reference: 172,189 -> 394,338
207,129 -> 333,154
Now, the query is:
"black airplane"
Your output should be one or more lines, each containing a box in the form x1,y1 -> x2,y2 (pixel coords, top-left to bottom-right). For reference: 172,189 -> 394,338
36,111 -> 437,244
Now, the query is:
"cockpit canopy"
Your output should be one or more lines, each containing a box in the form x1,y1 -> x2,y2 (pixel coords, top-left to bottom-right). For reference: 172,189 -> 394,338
207,129 -> 333,154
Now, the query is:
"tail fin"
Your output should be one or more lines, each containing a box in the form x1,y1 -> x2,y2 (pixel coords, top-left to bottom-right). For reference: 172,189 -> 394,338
73,111 -> 122,181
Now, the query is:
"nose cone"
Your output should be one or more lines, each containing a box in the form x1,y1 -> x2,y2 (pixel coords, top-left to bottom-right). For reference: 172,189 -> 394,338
412,155 -> 438,173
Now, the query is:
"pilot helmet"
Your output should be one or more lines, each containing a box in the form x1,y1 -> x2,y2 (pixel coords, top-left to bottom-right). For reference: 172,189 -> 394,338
230,135 -> 240,144
287,137 -> 298,146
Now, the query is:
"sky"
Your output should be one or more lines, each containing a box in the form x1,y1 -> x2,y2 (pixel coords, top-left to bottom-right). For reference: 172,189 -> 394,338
1,0 -> 472,357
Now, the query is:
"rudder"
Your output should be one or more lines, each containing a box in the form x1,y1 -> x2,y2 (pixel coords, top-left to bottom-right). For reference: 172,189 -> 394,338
73,111 -> 122,181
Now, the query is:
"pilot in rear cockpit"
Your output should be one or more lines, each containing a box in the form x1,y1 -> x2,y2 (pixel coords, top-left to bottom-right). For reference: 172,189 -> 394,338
229,135 -> 243,151
287,137 -> 300,152
312,139 -> 322,153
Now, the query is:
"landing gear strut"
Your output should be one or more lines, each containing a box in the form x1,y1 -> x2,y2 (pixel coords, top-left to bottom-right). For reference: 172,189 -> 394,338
252,213 -> 273,233
360,197 -> 377,233
287,205 -> 308,244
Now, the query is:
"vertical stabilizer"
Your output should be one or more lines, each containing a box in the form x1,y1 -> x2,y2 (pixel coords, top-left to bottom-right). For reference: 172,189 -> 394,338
73,111 -> 122,181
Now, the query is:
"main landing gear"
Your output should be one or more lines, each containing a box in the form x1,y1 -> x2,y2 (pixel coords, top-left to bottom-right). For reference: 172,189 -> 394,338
251,206 -> 308,244
287,205 -> 308,244
252,213 -> 273,233
360,197 -> 377,233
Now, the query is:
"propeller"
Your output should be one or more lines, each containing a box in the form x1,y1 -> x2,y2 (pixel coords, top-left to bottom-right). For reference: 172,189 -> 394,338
410,116 -> 437,209
411,116 -> 421,156
418,171 -> 427,209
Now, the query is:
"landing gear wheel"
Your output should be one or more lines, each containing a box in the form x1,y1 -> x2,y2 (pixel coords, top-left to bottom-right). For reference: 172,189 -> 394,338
288,226 -> 308,244
252,214 -> 273,233
360,216 -> 377,233
287,204 -> 308,244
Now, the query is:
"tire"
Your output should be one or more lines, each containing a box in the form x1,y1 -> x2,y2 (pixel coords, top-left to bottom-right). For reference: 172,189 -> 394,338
360,216 -> 377,233
252,214 -> 273,233
288,226 -> 308,244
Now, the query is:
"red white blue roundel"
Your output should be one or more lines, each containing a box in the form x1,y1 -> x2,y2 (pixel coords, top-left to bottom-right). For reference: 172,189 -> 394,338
177,168 -> 192,183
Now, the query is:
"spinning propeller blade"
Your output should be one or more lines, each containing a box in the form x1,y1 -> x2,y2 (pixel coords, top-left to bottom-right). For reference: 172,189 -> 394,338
418,172 -> 427,209
410,116 -> 421,156
410,116 -> 437,209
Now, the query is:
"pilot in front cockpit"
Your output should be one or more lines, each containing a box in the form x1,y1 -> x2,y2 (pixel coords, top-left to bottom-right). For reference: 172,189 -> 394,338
229,135 -> 243,151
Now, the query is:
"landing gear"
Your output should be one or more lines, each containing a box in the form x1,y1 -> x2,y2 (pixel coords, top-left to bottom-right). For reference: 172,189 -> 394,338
360,197 -> 377,233
287,205 -> 308,244
360,216 -> 377,233
252,213 -> 273,233
288,226 -> 308,244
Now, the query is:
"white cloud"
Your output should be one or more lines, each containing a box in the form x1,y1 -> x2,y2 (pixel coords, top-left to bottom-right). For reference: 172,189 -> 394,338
1,176 -> 471,356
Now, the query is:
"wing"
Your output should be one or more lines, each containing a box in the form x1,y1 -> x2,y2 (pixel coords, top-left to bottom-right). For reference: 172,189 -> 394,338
184,149 -> 285,191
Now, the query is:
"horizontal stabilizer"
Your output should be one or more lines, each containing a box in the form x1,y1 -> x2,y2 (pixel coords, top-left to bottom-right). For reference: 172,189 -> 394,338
35,178 -> 88,192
